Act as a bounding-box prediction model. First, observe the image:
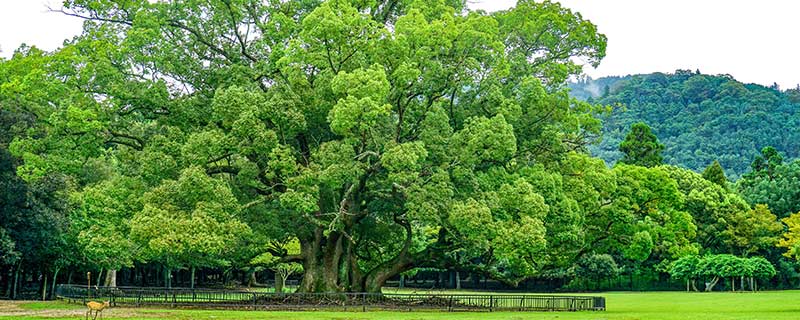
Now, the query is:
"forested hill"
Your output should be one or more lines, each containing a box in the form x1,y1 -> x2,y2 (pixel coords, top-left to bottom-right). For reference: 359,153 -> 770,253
571,71 -> 800,179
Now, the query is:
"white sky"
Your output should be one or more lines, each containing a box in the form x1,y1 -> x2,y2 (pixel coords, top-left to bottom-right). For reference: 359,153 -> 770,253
2,0 -> 799,88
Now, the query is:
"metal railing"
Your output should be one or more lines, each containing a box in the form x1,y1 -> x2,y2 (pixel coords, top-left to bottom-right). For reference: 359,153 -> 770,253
55,284 -> 605,312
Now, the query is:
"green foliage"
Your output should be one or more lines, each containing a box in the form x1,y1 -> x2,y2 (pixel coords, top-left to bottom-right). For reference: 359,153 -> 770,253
574,72 -> 800,179
669,255 -> 700,281
702,160 -> 728,189
130,167 -> 250,269
721,204 -> 782,256
738,152 -> 800,219
748,256 -> 777,279
619,122 -> 664,167
574,253 -> 619,281
70,175 -> 144,271
696,254 -> 743,278
689,254 -> 775,283
749,146 -> 784,180
1,0 -> 613,293
610,164 -> 698,265
671,254 -> 775,292
778,212 -> 800,260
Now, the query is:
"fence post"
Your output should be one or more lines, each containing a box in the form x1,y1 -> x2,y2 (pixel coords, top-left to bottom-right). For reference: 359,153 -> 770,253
489,295 -> 493,312
448,295 -> 453,312
362,293 -> 366,312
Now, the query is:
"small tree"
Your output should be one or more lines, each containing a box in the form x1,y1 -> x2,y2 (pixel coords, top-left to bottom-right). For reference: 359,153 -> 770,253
747,146 -> 783,180
778,211 -> 800,260
619,122 -> 664,167
726,256 -> 749,291
272,263 -> 303,293
249,238 -> 302,293
695,254 -> 760,292
670,255 -> 700,291
702,160 -> 728,189
574,254 -> 619,290
722,204 -> 782,256
697,254 -> 735,291
747,257 -> 776,291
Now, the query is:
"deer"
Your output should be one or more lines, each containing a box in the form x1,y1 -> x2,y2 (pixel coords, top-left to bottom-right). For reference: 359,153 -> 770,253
85,300 -> 110,320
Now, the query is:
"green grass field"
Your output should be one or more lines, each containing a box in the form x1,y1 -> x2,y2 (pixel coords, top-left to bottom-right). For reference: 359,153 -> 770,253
3,290 -> 800,319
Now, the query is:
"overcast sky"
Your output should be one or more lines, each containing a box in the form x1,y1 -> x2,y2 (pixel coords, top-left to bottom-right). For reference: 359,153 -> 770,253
2,0 -> 799,88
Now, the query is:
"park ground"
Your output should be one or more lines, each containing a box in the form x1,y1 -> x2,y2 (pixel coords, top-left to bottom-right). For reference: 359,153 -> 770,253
2,290 -> 800,320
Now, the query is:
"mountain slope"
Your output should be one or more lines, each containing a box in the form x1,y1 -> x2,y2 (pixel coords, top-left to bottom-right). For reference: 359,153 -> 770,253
572,70 -> 800,178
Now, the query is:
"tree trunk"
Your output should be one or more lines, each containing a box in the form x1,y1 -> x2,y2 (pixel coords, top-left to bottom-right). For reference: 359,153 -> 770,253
297,228 -> 347,293
41,271 -> 48,301
274,272 -> 283,294
96,268 -> 104,287
247,268 -> 257,288
163,266 -> 171,289
191,267 -> 196,289
705,276 -> 719,292
740,276 -> 744,292
731,277 -> 735,292
4,266 -> 11,298
104,269 -> 117,287
399,274 -> 405,288
296,213 -> 419,293
50,268 -> 59,300
686,279 -> 690,292
11,262 -> 20,299
690,279 -> 698,292
449,271 -> 455,289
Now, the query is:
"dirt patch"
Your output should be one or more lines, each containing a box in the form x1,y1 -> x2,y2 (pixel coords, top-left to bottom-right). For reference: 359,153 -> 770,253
0,300 -> 172,318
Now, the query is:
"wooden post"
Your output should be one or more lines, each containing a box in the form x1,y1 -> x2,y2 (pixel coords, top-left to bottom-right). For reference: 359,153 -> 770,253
87,272 -> 91,300
41,272 -> 47,301
448,295 -> 453,312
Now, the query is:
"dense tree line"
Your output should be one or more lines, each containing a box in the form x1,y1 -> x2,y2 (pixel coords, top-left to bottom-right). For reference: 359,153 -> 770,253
2,0 -> 800,298
572,71 -> 800,179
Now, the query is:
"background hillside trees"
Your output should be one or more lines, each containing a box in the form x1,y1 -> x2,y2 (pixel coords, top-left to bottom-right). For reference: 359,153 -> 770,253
572,72 -> 800,179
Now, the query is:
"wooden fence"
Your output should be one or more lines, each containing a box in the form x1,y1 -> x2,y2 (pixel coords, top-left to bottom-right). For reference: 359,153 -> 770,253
55,284 -> 605,312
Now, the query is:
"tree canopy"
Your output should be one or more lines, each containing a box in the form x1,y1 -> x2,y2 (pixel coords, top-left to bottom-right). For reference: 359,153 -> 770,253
618,122 -> 664,168
5,0 -> 610,293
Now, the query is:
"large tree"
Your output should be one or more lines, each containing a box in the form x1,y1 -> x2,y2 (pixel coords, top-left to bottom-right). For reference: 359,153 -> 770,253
10,0 -> 608,293
738,150 -> 800,219
702,160 -> 728,189
618,122 -> 664,168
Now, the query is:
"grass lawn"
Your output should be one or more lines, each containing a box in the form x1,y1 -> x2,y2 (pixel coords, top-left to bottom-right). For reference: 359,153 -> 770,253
2,290 -> 800,319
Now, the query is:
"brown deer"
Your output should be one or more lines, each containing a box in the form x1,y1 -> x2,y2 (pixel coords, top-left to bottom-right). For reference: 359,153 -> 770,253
85,300 -> 110,320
